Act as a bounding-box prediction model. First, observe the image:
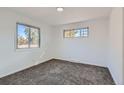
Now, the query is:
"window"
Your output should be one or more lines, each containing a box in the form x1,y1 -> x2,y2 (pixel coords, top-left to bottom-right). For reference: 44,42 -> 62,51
16,23 -> 40,49
64,27 -> 89,38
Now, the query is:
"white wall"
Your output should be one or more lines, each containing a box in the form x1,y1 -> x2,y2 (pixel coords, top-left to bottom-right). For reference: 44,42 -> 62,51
52,18 -> 109,67
108,8 -> 124,85
0,8 -> 53,78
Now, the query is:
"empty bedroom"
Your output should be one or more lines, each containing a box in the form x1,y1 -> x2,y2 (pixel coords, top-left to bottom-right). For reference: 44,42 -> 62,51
0,7 -> 124,85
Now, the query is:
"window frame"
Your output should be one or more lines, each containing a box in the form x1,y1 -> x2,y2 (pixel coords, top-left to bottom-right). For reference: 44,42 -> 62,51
16,23 -> 40,49
63,27 -> 89,38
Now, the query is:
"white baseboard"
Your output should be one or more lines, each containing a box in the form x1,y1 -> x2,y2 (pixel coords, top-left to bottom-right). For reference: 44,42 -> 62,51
54,57 -> 106,67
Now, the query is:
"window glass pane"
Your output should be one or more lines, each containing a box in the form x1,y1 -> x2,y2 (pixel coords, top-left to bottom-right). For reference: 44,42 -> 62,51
64,27 -> 89,38
81,28 -> 88,37
30,28 -> 40,48
70,30 -> 75,37
84,31 -> 88,34
64,31 -> 70,38
80,29 -> 84,36
83,32 -> 88,37
74,29 -> 80,37
83,30 -> 87,33
17,24 -> 29,48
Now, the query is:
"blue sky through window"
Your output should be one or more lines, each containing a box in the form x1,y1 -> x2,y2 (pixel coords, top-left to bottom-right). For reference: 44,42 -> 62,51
18,24 -> 28,37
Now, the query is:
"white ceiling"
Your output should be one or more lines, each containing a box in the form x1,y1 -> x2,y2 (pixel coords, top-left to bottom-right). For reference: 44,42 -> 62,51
9,7 -> 112,26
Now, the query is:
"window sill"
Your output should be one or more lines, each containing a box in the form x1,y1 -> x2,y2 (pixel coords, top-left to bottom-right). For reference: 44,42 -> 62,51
15,47 -> 41,52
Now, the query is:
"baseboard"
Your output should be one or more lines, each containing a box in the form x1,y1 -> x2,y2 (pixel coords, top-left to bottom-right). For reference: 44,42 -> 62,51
107,64 -> 123,85
107,67 -> 117,85
53,57 -> 107,68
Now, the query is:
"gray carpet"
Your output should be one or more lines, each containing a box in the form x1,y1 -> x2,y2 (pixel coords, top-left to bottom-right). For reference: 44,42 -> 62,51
0,59 -> 115,85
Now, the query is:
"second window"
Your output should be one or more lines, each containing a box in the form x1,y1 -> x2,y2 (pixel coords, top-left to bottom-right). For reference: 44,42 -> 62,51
64,27 -> 89,38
